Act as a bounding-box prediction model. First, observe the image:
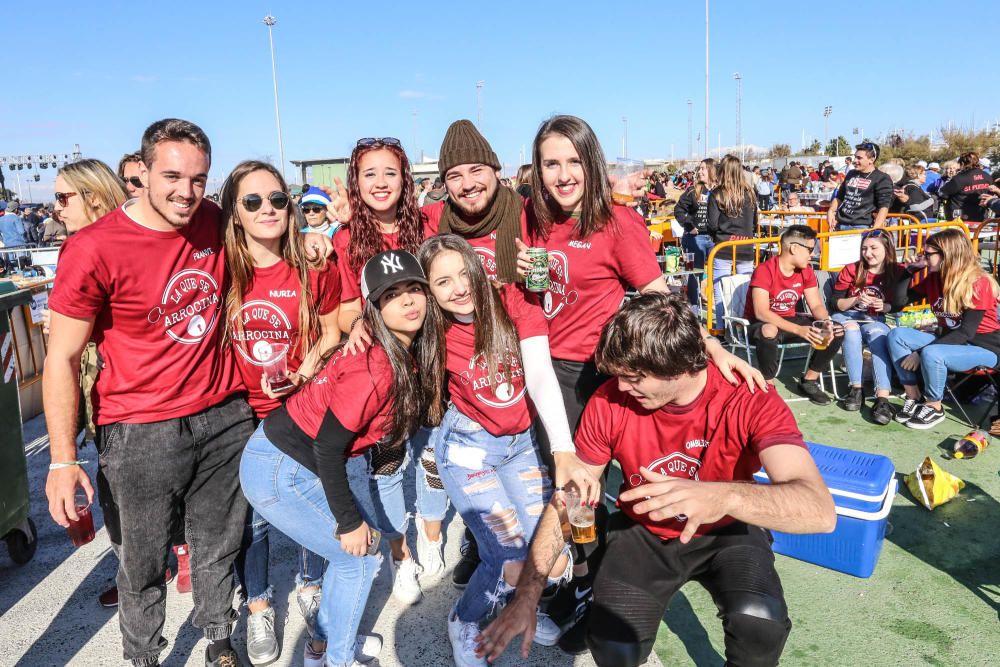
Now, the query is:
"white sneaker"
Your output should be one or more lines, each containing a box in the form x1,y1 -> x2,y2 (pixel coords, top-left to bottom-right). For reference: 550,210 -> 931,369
533,609 -> 562,646
246,606 -> 280,665
416,517 -> 445,578
391,557 -> 423,605
448,608 -> 487,667
354,633 -> 382,664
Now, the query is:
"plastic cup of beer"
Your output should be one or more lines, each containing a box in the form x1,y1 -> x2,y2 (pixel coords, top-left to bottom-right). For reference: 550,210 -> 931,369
564,489 -> 597,544
611,159 -> 643,205
683,252 -> 695,271
67,491 -> 96,547
810,320 -> 833,351
261,342 -> 291,388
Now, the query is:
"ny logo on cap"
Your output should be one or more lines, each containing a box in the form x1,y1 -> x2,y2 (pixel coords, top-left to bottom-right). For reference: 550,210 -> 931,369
381,253 -> 404,274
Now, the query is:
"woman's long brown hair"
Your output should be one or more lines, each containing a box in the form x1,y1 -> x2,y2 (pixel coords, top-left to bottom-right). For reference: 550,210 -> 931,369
713,154 -> 755,218
220,160 -> 319,359
927,228 -> 999,313
854,230 -> 900,293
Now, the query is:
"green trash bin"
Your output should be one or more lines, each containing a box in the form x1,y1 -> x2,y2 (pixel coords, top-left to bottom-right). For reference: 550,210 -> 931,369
0,282 -> 38,565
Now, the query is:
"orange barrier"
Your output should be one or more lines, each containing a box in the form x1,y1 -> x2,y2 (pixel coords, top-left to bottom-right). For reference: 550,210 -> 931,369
646,216 -> 680,249
703,220 -> 970,332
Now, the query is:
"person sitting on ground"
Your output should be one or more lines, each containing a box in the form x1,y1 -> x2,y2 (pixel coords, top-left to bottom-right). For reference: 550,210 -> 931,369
744,224 -> 844,404
888,228 -> 1000,429
476,291 -> 835,667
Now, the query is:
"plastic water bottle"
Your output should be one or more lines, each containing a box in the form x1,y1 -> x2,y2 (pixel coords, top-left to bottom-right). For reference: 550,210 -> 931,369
953,431 -> 990,459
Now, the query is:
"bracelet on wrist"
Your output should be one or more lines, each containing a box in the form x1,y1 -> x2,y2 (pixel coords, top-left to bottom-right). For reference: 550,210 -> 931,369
49,460 -> 88,470
349,314 -> 363,331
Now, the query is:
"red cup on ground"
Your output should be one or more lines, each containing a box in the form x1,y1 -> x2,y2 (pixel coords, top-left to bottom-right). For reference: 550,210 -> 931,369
67,493 -> 95,547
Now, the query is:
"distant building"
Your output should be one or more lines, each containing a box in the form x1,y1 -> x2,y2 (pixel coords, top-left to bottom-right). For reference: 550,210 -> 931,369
290,157 -> 350,190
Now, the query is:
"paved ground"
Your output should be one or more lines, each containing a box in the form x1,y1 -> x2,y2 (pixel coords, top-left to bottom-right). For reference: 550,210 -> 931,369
3,363 -> 999,666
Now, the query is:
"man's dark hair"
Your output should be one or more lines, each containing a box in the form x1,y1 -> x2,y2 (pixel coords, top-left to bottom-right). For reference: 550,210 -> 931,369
780,224 -> 817,250
595,292 -> 707,379
140,118 -> 212,168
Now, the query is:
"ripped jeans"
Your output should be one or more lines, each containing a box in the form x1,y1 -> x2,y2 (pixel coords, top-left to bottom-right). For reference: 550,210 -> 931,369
434,404 -> 553,624
367,426 -> 449,540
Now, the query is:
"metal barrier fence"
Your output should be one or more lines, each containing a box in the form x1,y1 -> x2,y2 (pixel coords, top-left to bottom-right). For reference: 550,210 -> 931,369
703,220 -> 970,332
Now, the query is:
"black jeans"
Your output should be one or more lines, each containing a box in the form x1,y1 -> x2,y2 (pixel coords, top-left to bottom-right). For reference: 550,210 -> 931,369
749,315 -> 843,381
586,513 -> 791,667
97,394 -> 254,666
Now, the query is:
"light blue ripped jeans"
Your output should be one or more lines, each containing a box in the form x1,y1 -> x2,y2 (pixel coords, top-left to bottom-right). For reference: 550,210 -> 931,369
367,426 -> 449,540
433,404 -> 554,624
831,310 -> 893,391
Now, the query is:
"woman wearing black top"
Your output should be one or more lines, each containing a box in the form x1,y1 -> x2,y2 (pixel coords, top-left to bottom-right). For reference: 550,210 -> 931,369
708,154 -> 757,322
675,158 -> 717,307
939,151 -> 991,222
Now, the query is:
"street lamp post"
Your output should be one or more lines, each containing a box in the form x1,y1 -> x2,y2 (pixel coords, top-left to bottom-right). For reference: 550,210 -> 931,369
823,106 -> 832,153
705,0 -> 710,158
733,72 -> 742,161
263,15 -> 286,180
622,116 -> 628,159
687,98 -> 693,159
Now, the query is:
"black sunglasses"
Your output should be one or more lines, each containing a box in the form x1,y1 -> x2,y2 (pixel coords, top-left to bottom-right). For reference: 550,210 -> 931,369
790,241 -> 816,253
301,205 -> 326,214
356,137 -> 401,148
241,191 -> 290,212
122,176 -> 143,189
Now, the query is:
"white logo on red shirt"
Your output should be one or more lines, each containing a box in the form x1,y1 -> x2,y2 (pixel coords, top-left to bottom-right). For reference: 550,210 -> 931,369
932,297 -> 960,329
770,288 -> 800,314
231,299 -> 293,366
193,247 -> 215,260
146,268 -> 221,345
542,250 -> 579,319
475,247 -> 498,279
628,451 -> 702,487
848,176 -> 872,190
461,352 -> 526,408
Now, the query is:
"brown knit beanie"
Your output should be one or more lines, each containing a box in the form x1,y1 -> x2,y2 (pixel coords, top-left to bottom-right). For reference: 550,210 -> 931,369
438,120 -> 501,177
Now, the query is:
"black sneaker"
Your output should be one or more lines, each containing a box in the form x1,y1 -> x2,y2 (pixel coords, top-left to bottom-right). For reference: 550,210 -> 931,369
843,386 -> 864,411
894,398 -> 919,423
871,398 -> 894,425
556,609 -> 590,656
451,529 -> 480,589
545,574 -> 593,628
905,403 -> 946,430
798,378 -> 831,405
204,645 -> 242,667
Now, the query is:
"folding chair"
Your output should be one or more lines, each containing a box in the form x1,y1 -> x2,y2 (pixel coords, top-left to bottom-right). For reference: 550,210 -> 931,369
946,367 -> 1000,429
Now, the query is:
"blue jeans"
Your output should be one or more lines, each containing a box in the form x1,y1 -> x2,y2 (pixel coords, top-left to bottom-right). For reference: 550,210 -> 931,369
368,426 -> 449,541
235,509 -> 327,604
433,405 -> 554,624
888,327 -> 998,401
835,223 -> 872,232
240,424 -> 382,667
712,256 -> 755,324
831,311 -> 893,391
682,233 -> 714,306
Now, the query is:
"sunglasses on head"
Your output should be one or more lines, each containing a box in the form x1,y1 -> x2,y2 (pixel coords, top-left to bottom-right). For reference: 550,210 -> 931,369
122,176 -> 143,189
356,137 -> 401,148
862,230 -> 890,241
240,191 -> 290,212
301,205 -> 326,214
54,192 -> 78,206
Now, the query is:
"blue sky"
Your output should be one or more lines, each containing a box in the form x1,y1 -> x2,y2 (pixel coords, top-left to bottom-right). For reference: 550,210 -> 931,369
3,0 -> 1000,200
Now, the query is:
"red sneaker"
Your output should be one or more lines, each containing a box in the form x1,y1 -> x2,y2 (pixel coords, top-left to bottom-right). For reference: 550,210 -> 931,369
173,544 -> 192,594
99,568 -> 174,608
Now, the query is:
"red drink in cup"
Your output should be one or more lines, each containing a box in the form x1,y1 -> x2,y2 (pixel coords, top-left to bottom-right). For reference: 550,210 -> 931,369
67,494 -> 95,547
260,342 -> 291,390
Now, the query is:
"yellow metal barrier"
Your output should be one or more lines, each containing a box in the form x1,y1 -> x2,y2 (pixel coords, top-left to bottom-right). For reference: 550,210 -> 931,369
703,220 -> 971,332
971,221 -> 1000,276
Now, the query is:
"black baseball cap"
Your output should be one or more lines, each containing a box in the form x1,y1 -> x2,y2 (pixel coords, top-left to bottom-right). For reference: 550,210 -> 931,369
361,250 -> 428,303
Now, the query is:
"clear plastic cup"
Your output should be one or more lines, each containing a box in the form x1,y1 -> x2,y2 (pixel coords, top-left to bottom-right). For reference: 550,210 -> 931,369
260,342 -> 290,388
67,491 -> 95,547
611,159 -> 644,205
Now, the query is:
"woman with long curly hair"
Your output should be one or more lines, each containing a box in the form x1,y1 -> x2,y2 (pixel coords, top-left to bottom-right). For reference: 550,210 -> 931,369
332,137 -> 448,605
889,228 -> 1000,429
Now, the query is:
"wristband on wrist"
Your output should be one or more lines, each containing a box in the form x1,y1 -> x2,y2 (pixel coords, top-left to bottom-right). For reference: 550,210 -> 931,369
349,314 -> 363,331
49,460 -> 88,470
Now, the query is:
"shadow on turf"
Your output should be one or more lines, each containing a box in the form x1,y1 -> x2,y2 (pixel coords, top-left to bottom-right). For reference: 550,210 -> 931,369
888,473 -> 1000,621
663,589 -> 725,666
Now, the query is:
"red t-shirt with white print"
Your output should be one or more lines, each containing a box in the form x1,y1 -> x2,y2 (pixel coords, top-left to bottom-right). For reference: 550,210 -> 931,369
231,261 -> 341,418
527,204 -> 662,362
334,227 -> 401,302
575,363 -> 806,540
445,284 -> 548,436
744,256 -> 817,320
48,201 -> 242,425
422,201 -> 530,281
284,344 -> 395,457
912,272 -> 1000,333
833,262 -> 890,318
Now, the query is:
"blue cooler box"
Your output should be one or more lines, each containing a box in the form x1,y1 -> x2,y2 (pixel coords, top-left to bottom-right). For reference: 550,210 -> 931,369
753,442 -> 896,578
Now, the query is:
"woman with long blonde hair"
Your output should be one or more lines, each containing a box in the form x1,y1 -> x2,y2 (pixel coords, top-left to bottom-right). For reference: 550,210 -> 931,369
888,228 -> 1000,429
54,159 -> 127,233
221,159 -> 342,664
707,154 -> 758,322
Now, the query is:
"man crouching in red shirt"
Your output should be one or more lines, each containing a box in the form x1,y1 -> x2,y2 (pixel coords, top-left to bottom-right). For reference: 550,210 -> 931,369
477,292 -> 836,667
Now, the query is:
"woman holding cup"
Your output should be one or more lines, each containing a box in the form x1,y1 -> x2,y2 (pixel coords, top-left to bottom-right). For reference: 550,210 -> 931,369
830,230 -> 904,422
221,160 -> 342,664
418,234 -> 588,666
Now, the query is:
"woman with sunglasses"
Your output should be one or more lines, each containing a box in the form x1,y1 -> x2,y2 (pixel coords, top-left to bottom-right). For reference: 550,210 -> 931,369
300,186 -> 339,237
418,234 -> 587,666
54,159 -> 128,234
241,250 -> 439,667
888,228 -> 1000,429
220,160 -> 343,665
334,136 -> 446,604
830,230 -> 904,423
117,152 -> 145,199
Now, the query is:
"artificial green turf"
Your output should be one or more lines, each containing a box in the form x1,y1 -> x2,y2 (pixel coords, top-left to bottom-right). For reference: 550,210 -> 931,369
643,374 -> 1000,666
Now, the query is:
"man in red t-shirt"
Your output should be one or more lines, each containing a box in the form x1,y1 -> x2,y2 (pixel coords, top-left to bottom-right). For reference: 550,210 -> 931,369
43,119 -> 253,667
745,224 -> 844,405
477,293 -> 835,667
